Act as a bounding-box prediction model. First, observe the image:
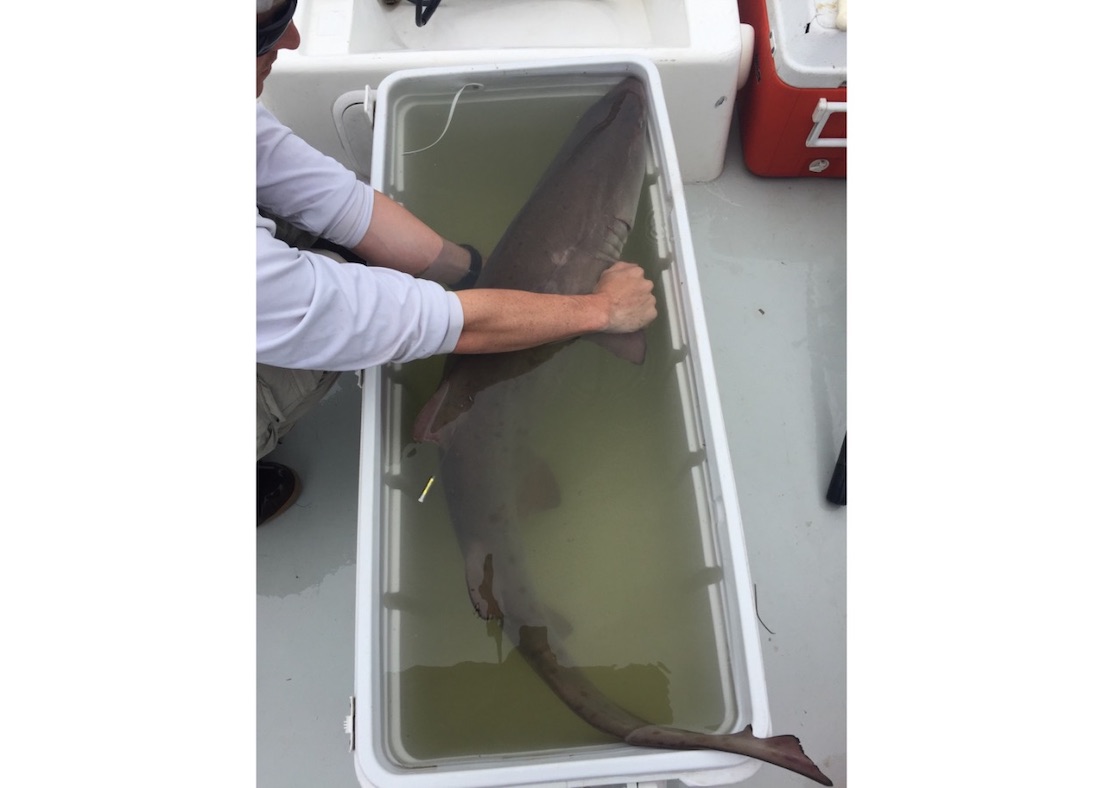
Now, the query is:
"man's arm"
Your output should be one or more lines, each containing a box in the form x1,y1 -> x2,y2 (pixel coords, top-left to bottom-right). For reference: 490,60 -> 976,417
351,191 -> 472,286
452,262 -> 656,354
352,191 -> 658,355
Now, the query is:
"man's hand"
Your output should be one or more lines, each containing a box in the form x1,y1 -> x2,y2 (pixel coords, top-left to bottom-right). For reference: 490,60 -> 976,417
592,261 -> 658,333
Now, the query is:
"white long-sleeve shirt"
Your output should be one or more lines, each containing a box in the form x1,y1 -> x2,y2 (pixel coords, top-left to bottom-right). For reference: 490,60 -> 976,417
256,103 -> 464,371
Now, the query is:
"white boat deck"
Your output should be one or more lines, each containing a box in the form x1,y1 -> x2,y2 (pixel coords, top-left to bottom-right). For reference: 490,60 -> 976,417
258,121 -> 847,788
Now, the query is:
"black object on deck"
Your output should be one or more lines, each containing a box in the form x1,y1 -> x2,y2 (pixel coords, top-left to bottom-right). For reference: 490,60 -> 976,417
826,434 -> 846,506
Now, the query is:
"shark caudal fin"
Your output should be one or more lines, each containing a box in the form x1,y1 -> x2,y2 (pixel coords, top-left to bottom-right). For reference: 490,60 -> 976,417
624,724 -> 832,786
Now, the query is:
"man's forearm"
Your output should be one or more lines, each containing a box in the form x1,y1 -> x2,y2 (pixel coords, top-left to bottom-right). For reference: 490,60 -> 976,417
452,261 -> 656,355
452,289 -> 609,354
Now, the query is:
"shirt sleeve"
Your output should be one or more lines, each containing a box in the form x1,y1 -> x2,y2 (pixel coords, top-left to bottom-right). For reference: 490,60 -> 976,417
256,102 -> 372,247
256,102 -> 464,370
257,214 -> 464,371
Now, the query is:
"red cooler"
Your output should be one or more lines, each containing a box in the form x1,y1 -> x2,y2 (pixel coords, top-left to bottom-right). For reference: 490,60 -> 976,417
737,0 -> 847,178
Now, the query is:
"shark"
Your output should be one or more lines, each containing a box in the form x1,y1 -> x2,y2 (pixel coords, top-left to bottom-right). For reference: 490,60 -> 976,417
412,76 -> 832,786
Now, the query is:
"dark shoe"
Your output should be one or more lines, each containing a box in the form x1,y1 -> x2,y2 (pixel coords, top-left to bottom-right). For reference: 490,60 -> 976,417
258,461 -> 302,526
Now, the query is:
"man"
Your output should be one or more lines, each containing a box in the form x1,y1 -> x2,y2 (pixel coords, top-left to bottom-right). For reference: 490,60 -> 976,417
256,0 -> 658,524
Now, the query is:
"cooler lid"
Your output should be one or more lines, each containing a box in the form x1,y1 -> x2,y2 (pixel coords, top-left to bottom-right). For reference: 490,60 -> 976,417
766,0 -> 847,88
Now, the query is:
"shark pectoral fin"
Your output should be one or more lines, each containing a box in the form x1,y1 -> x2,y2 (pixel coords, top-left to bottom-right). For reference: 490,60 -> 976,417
517,451 -> 561,518
583,330 -> 647,365
412,381 -> 451,443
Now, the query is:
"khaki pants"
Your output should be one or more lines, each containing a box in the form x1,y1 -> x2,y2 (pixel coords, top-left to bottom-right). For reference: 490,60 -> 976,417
256,364 -> 341,459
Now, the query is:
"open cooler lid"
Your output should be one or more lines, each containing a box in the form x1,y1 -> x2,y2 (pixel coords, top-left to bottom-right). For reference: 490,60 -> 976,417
766,0 -> 847,88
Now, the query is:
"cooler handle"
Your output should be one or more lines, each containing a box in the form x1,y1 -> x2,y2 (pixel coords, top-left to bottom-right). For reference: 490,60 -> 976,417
806,99 -> 847,148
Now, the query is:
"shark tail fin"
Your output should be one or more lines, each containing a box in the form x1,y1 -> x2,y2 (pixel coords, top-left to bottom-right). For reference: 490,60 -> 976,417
625,724 -> 832,786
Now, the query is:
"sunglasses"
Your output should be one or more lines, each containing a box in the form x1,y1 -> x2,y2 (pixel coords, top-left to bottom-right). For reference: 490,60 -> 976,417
257,0 -> 298,57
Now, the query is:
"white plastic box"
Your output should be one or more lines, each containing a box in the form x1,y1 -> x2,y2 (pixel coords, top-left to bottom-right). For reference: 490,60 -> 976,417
353,57 -> 771,787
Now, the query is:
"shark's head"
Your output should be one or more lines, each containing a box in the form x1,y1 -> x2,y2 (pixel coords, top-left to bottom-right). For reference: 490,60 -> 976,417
591,77 -> 647,144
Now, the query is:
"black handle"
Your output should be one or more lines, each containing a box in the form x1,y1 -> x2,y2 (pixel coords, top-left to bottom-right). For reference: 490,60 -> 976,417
826,434 -> 846,506
413,0 -> 442,26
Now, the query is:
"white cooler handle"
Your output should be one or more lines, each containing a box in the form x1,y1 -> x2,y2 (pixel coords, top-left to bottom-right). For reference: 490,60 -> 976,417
806,99 -> 847,148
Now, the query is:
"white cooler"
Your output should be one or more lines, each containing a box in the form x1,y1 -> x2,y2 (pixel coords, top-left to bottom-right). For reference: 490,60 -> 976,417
350,57 -> 772,788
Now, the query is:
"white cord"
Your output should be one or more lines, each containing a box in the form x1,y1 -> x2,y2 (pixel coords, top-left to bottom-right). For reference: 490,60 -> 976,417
403,83 -> 483,155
